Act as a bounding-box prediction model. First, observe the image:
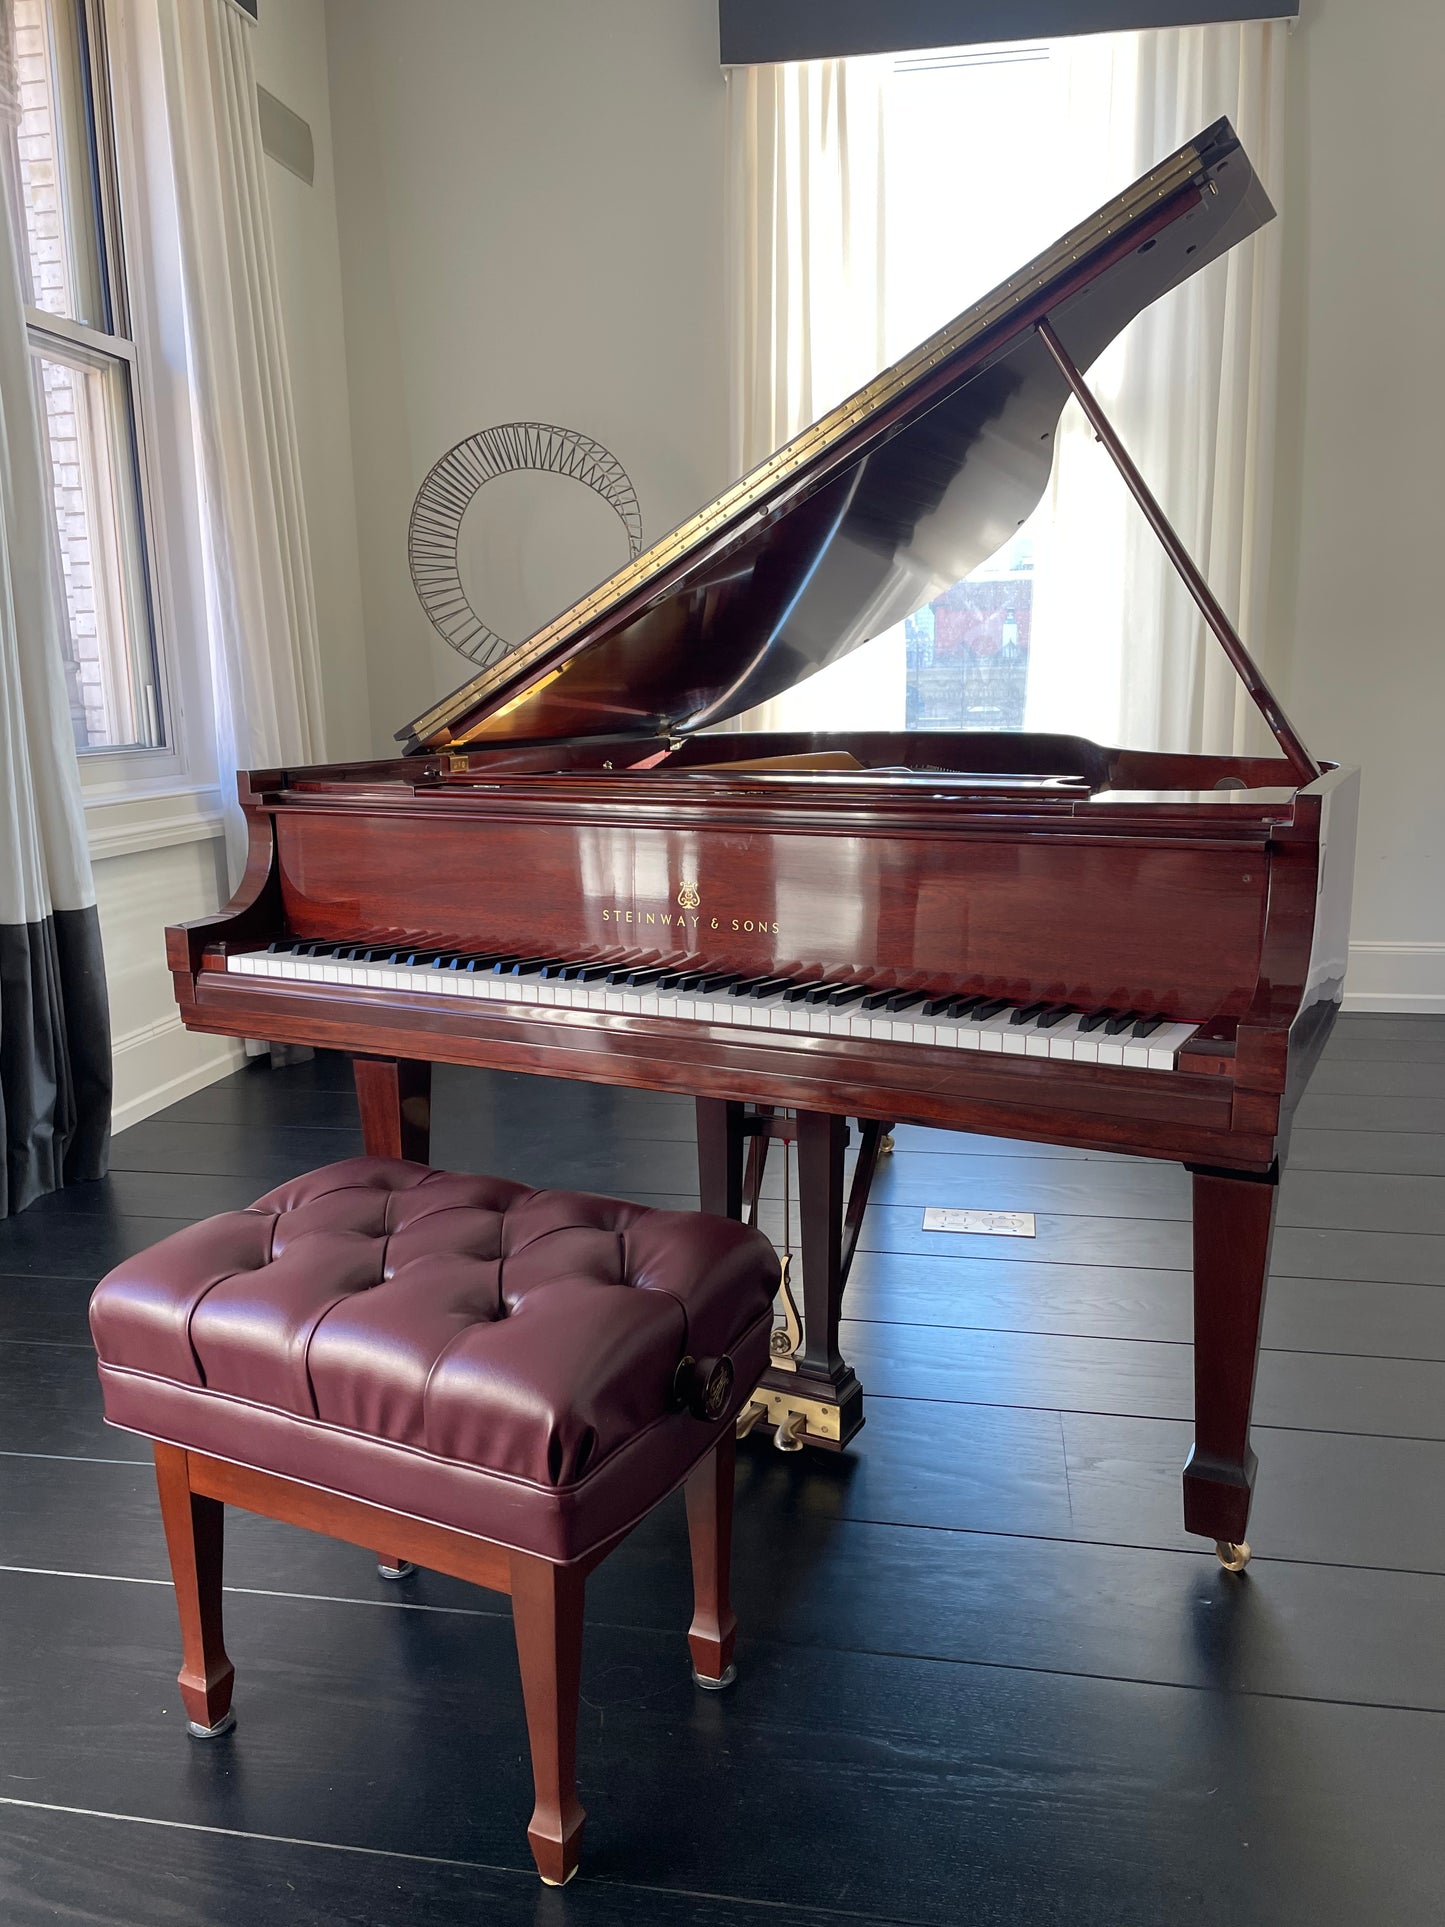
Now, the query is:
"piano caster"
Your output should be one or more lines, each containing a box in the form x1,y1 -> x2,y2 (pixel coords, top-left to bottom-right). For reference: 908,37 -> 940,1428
1215,1540 -> 1251,1573
879,1132 -> 895,1155
377,1559 -> 416,1581
186,1710 -> 237,1741
735,1400 -> 768,1441
692,1663 -> 738,1693
773,1411 -> 807,1452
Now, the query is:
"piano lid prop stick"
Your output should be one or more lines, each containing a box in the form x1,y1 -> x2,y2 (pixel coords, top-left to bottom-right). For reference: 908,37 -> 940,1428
1034,314 -> 1320,787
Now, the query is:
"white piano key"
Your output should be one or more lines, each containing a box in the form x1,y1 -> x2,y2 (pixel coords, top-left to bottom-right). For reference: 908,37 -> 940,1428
220,950 -> 1198,1075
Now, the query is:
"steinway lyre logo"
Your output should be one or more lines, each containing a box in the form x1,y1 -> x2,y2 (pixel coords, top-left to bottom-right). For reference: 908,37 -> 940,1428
677,879 -> 701,910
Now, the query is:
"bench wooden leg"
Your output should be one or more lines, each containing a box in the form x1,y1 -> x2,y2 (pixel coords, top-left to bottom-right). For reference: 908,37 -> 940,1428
685,1429 -> 738,1689
153,1444 -> 236,1737
508,1552 -> 586,1885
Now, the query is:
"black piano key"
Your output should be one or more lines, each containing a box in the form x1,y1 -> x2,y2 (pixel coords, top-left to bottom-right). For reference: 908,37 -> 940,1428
1010,1002 -> 1049,1026
921,995 -> 956,1016
1131,1015 -> 1166,1038
623,967 -> 670,987
787,980 -> 839,1003
402,949 -> 445,967
862,990 -> 896,1011
265,940 -> 295,955
746,977 -> 796,999
885,990 -> 927,1014
572,964 -> 614,982
1103,1010 -> 1143,1035
1036,1006 -> 1074,1029
970,998 -> 1012,1021
945,994 -> 987,1019
1076,1009 -> 1112,1033
691,973 -> 742,994
499,956 -> 555,977
654,968 -> 698,990
821,984 -> 868,1007
727,977 -> 772,997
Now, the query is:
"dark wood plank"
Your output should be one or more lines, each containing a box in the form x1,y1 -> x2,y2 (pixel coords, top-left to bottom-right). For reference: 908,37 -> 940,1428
108,1122 -> 363,1181
839,1321 -> 1445,1438
19,1170 -> 280,1223
1293,1092 -> 1445,1134
9,1453 -> 1445,1715
4,1569 -> 1444,1925
843,1251 -> 1445,1360
0,1801 -> 811,1927
1289,1129 -> 1445,1177
0,1212 -> 194,1282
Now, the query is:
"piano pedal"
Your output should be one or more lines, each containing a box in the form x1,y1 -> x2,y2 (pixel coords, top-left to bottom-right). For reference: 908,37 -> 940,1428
735,1400 -> 768,1441
735,1385 -> 846,1448
1215,1540 -> 1251,1573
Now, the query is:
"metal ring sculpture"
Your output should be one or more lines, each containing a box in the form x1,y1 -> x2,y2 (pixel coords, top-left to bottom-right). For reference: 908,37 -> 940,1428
408,422 -> 643,669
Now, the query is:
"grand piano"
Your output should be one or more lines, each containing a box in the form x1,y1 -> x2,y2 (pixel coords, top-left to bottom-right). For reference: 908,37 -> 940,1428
168,120 -> 1356,1572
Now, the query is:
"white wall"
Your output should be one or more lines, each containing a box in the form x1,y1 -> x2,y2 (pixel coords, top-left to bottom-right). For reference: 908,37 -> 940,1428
251,0 -> 371,762
1272,0 -> 1445,1011
100,0 -> 368,1131
323,0 -> 729,749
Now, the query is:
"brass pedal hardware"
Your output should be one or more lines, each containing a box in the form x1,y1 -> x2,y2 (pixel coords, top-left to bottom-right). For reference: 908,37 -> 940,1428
735,1399 -> 768,1440
1215,1539 -> 1251,1572
739,1385 -> 845,1448
769,1252 -> 802,1371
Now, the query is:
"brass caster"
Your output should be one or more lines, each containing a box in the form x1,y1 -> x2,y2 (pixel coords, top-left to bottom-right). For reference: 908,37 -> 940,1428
377,1560 -> 415,1581
538,1867 -> 579,1888
1215,1540 -> 1251,1573
735,1399 -> 768,1441
879,1132 -> 895,1155
186,1710 -> 236,1741
774,1411 -> 806,1452
692,1663 -> 738,1693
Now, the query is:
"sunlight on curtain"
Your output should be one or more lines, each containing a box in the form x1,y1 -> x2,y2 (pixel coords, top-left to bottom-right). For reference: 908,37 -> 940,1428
726,26 -> 1288,751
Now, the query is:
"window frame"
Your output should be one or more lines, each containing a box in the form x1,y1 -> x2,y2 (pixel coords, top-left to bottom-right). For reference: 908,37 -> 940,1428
20,0 -> 210,811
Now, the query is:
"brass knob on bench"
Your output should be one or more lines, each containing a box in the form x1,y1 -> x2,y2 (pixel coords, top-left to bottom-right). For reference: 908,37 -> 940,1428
673,1354 -> 735,1421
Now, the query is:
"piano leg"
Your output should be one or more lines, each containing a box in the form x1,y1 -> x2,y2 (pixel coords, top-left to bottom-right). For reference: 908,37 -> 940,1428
695,1097 -> 746,1217
354,1056 -> 433,1163
1183,1162 -> 1280,1569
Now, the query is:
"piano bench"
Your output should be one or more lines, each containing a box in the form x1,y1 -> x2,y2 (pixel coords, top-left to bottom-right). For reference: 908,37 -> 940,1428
88,1156 -> 779,1886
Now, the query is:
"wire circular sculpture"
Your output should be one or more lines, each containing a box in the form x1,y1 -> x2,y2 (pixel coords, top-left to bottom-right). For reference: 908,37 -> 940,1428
408,422 -> 644,669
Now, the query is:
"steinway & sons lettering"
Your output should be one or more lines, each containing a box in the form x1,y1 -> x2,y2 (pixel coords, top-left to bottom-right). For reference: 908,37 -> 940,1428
601,908 -> 781,935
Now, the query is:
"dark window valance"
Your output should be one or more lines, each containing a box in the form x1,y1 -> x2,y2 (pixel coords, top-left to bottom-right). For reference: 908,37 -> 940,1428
719,2 -> 1296,66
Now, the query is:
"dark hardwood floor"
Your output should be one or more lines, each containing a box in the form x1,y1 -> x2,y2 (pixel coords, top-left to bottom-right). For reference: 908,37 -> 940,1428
3,1012 -> 1444,1925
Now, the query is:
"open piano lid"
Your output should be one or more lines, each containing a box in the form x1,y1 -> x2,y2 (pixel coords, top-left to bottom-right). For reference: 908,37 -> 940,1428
401,120 -> 1281,760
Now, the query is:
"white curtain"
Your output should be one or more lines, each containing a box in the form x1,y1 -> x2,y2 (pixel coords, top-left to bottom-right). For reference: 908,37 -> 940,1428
0,0 -> 110,1213
1026,25 -> 1286,754
725,25 -> 1288,752
725,56 -> 902,729
150,0 -> 326,877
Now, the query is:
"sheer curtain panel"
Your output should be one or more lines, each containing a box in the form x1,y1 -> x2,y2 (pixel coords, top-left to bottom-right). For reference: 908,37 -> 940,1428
149,0 -> 325,879
0,0 -> 110,1216
726,56 -> 900,728
726,24 -> 1288,750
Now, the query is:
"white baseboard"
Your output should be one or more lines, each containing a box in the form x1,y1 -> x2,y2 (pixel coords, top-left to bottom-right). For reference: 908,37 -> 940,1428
1343,942 -> 1445,1013
111,1012 -> 246,1134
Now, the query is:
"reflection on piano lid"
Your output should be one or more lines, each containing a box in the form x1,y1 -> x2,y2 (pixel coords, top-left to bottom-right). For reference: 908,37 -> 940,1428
398,117 -> 1299,766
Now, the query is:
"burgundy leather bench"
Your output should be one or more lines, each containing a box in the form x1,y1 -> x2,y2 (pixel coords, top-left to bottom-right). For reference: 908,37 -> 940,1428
89,1157 -> 778,1885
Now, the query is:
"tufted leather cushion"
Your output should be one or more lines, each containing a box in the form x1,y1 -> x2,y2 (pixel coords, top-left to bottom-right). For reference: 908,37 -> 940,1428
90,1158 -> 778,1563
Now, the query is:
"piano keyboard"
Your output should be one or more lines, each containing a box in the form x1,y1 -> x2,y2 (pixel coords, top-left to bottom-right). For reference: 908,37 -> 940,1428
226,943 -> 1202,1072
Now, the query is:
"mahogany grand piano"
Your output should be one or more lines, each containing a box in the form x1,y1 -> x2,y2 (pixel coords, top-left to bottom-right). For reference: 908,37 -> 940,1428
168,121 -> 1356,1571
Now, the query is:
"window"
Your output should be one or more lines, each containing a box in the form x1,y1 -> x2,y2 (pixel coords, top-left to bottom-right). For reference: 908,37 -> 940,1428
15,0 -> 163,752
